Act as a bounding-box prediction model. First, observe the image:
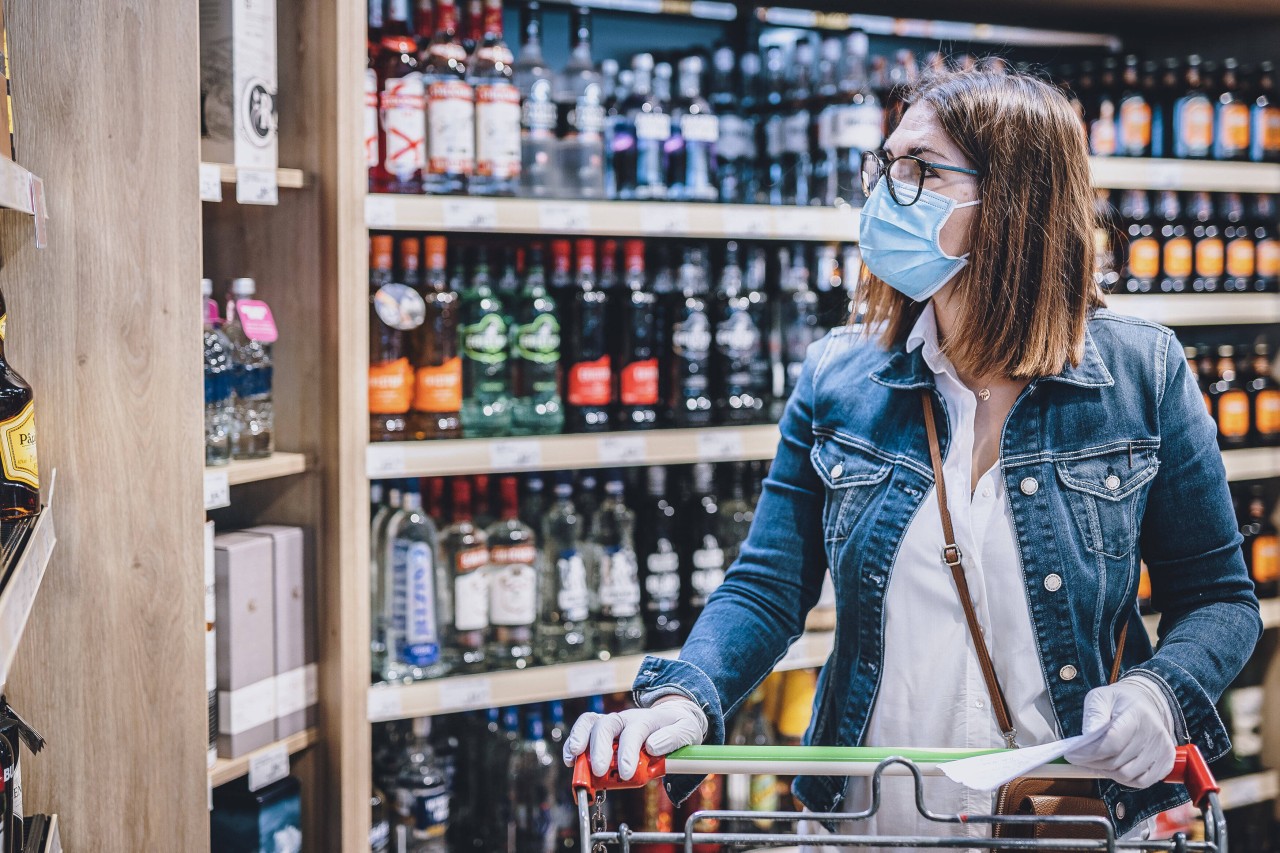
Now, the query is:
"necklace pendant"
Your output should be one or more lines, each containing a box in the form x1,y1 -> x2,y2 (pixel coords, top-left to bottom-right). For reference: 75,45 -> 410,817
977,388 -> 991,401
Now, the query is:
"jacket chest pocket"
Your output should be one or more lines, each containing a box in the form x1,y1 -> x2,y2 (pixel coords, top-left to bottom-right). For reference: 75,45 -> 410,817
810,432 -> 893,544
1054,442 -> 1160,560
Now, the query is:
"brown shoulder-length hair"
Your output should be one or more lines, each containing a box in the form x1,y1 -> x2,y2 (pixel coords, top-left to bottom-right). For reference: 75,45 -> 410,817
857,67 -> 1104,380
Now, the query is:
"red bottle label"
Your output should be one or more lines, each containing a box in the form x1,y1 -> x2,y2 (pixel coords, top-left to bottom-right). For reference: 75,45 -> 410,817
620,359 -> 660,406
568,356 -> 613,406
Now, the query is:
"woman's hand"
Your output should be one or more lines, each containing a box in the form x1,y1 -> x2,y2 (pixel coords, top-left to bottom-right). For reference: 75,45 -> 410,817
1064,677 -> 1177,790
563,695 -> 708,781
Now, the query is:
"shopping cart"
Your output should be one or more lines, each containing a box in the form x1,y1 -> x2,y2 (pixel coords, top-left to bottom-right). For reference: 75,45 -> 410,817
572,744 -> 1226,851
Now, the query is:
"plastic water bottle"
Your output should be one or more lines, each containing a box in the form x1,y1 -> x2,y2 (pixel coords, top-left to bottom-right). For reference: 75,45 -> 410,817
224,277 -> 275,459
202,279 -> 233,466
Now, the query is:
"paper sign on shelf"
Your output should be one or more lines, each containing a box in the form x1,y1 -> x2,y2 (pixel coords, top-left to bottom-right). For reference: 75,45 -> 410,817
639,205 -> 691,235
367,445 -> 408,478
199,163 -> 224,202
721,207 -> 771,238
367,687 -> 403,721
237,167 -> 279,206
247,743 -> 291,792
204,470 -> 231,511
696,430 -> 744,461
566,662 -> 619,695
597,435 -> 646,465
365,195 -> 396,227
489,440 -> 543,471
442,199 -> 498,230
537,202 -> 591,232
438,677 -> 493,711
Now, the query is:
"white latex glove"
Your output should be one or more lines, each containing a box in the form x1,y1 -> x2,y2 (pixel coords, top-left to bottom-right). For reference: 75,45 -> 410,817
562,695 -> 708,781
1064,676 -> 1177,790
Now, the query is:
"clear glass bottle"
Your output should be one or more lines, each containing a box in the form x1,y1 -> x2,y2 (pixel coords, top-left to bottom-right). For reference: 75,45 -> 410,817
639,465 -> 682,648
590,475 -> 645,656
514,2 -> 558,198
509,707 -> 559,853
441,477 -> 490,671
684,462 -> 725,638
712,241 -> 768,424
510,243 -> 564,436
713,48 -> 756,204
459,249 -> 513,436
224,277 -> 275,459
486,476 -> 538,669
383,487 -> 452,682
373,0 -> 426,193
667,55 -> 719,202
537,478 -> 593,662
422,0 -> 475,193
467,0 -> 520,195
720,462 -> 755,567
203,278 -> 234,466
777,245 -> 820,409
370,482 -> 400,677
781,40 -> 815,206
392,717 -> 452,852
611,53 -> 670,200
670,246 -> 714,428
830,31 -> 881,207
552,6 -> 602,139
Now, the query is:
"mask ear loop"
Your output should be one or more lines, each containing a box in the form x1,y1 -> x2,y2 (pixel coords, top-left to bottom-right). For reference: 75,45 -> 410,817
937,197 -> 981,261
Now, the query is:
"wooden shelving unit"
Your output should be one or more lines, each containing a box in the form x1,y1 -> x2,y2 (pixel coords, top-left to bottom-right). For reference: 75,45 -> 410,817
1106,293 -> 1280,327
1219,769 -> 1280,811
204,452 -> 309,510
0,156 -> 42,216
0,508 -> 56,687
206,162 -> 307,190
1090,157 -> 1280,194
208,727 -> 321,788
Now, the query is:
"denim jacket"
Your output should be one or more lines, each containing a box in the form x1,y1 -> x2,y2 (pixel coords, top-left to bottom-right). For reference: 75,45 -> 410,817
633,308 -> 1263,835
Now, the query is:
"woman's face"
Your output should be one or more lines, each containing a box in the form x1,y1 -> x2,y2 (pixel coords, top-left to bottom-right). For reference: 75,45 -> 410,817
881,102 -> 981,258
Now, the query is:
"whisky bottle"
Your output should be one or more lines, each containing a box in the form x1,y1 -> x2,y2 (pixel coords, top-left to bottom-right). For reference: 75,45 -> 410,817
0,289 -> 38,521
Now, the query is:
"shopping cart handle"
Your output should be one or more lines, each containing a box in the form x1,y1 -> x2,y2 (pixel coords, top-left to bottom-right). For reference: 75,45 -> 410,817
1163,744 -> 1218,808
571,749 -> 667,799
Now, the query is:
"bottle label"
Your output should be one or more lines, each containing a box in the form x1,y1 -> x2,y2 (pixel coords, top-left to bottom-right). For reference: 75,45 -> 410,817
1262,106 -> 1280,153
635,112 -> 672,142
365,68 -> 380,169
397,540 -> 441,666
1218,389 -> 1251,438
620,358 -> 660,406
1219,103 -> 1251,155
680,113 -> 720,144
1162,237 -> 1193,278
1258,239 -> 1280,278
1194,238 -> 1225,277
381,73 -> 427,177
599,547 -> 641,617
401,782 -> 450,836
453,545 -> 491,632
1256,389 -> 1280,435
1253,534 -> 1280,583
715,311 -> 761,358
514,313 -> 561,364
0,402 -> 37,491
672,314 -> 712,358
575,100 -> 606,136
489,544 -> 538,626
691,538 -> 725,602
235,299 -> 280,343
1118,97 -> 1152,152
765,117 -> 785,157
568,355 -> 612,406
1225,684 -> 1265,757
523,97 -> 558,133
645,548 -> 681,605
1175,96 -> 1214,155
1089,112 -> 1117,157
370,819 -> 391,853
783,111 -> 810,154
460,313 -> 509,364
750,773 -> 780,819
374,283 -> 427,330
414,356 -> 463,412
427,79 -> 476,176
716,114 -> 754,161
834,103 -> 884,152
369,358 -> 415,414
475,82 -> 522,179
556,551 -> 589,621
1127,237 -> 1160,279
1226,238 -> 1256,277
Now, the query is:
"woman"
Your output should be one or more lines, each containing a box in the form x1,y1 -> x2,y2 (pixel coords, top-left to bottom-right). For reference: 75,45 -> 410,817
565,68 -> 1263,848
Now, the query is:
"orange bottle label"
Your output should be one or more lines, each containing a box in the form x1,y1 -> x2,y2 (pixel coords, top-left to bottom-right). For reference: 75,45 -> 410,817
413,356 -> 463,412
368,358 -> 414,414
1180,100 -> 1215,150
1194,238 -> 1225,277
1119,100 -> 1152,150
1258,240 -> 1280,278
1163,237 -> 1194,278
1218,389 -> 1251,438
1128,238 -> 1161,279
1263,107 -> 1280,153
1137,562 -> 1152,602
1252,535 -> 1280,583
1256,389 -> 1280,435
1090,115 -> 1117,156
1204,391 -> 1212,415
1226,238 -> 1256,277
620,358 -> 660,406
568,356 -> 613,406
1220,103 -> 1251,153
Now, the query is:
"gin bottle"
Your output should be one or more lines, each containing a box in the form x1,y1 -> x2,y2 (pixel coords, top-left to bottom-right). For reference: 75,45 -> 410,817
467,0 -> 520,195
590,475 -> 646,656
384,487 -> 452,682
441,477 -> 490,672
392,717 -> 451,852
486,476 -> 538,669
203,278 -> 234,466
224,277 -> 274,459
458,250 -> 513,436
509,243 -> 564,436
537,479 -> 593,663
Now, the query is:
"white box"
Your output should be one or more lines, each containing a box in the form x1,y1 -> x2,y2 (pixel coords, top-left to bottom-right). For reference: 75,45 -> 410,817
200,0 -> 278,172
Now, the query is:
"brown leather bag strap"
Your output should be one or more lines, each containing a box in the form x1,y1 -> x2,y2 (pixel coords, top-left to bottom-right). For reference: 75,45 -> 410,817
1108,621 -> 1129,685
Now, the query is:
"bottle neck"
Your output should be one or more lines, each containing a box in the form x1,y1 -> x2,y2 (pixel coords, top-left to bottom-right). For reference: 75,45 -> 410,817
679,71 -> 701,100
435,1 -> 459,36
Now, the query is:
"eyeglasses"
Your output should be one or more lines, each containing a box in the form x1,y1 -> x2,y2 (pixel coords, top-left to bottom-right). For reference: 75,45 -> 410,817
860,149 -> 982,206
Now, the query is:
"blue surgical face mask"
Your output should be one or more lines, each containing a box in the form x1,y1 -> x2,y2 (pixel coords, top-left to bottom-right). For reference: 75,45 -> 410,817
858,177 -> 982,301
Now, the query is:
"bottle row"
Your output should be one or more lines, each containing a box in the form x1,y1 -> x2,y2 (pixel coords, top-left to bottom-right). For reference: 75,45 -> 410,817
212,775 -> 304,853
370,461 -> 769,684
202,277 -> 277,466
0,288 -> 40,529
1183,340 -> 1280,450
1,699 -> 44,853
370,234 -> 854,442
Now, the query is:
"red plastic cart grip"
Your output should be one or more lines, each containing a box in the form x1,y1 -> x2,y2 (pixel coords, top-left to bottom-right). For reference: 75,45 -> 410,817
571,748 -> 667,799
1163,744 -> 1219,808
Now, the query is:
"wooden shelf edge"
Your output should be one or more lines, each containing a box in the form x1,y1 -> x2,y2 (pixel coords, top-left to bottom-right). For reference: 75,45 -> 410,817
1090,157 -> 1280,194
209,727 -> 320,788
1222,447 -> 1280,482
1217,769 -> 1280,810
1106,293 -> 1280,327
208,162 -> 306,190
220,452 -> 309,487
0,507 -> 57,687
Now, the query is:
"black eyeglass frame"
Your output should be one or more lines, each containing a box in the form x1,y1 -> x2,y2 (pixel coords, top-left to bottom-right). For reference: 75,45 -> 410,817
860,149 -> 982,206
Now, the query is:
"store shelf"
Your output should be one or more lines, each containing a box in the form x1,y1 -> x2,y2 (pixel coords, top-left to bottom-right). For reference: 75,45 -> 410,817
1221,447 -> 1280,482
204,162 -> 306,190
1106,294 -> 1280,327
0,508 -> 57,687
1217,769 -> 1279,810
365,194 -> 859,241
1143,596 -> 1280,644
1090,157 -> 1280,194
542,0 -> 736,20
368,630 -> 834,722
204,452 -> 308,510
209,727 -> 320,788
0,157 -> 42,216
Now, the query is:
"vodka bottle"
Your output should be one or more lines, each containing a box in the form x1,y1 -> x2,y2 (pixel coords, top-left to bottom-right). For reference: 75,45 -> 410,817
224,277 -> 275,459
467,0 -> 520,195
714,51 -> 756,204
611,54 -> 670,200
670,247 -> 714,427
370,482 -> 400,676
373,0 -> 426,193
459,250 -> 513,436
203,278 -> 234,466
667,55 -> 719,202
441,477 -> 490,671
777,245 -> 820,408
781,40 -> 815,206
510,708 -> 558,853
685,463 -> 726,628
513,1 -> 557,198
510,243 -> 564,436
556,11 -> 606,200
384,487 -> 452,682
829,31 -> 881,207
712,241 -> 768,424
537,479 -> 593,662
422,0 -> 475,193
392,717 -> 451,852
486,476 -> 538,669
590,475 -> 645,656
552,7 -> 603,135
576,471 -> 601,541
639,465 -> 682,648
615,239 -> 660,430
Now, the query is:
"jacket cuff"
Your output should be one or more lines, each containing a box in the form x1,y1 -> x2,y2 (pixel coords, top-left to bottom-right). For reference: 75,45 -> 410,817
632,656 -> 725,806
1125,660 -> 1227,762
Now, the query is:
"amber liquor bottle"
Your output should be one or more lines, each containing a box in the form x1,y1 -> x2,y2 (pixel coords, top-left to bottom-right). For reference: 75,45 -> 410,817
0,290 -> 37,521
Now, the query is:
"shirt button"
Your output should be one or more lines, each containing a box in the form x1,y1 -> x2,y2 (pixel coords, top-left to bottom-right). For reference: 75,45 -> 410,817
981,488 -> 992,498
1043,573 -> 1063,592
1105,474 -> 1121,491
830,462 -> 844,478
1059,665 -> 1078,681
1115,803 -> 1126,820
1020,477 -> 1039,496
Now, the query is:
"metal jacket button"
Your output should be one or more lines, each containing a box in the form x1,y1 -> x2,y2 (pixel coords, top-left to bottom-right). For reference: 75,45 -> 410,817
1043,574 -> 1062,592
1105,474 -> 1121,491
830,463 -> 844,478
1059,665 -> 1078,681
1020,477 -> 1038,496
1115,803 -> 1126,820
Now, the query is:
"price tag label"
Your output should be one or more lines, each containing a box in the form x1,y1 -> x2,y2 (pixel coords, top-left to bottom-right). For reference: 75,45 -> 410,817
236,168 -> 279,206
639,205 -> 690,235
29,177 -> 48,249
686,1 -> 738,20
367,687 -> 403,721
489,440 -> 543,471
775,207 -> 833,239
366,445 -> 407,478
721,206 -> 771,238
199,163 -> 224,202
365,195 -> 397,227
696,429 -> 744,461
1148,162 -> 1183,190
438,677 -> 493,711
443,199 -> 499,230
566,662 -> 619,695
538,202 -> 591,232
247,744 -> 290,792
204,470 -> 231,511
597,435 -> 646,465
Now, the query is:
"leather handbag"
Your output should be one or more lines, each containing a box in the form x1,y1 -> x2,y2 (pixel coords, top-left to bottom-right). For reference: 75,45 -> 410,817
920,392 -> 1129,851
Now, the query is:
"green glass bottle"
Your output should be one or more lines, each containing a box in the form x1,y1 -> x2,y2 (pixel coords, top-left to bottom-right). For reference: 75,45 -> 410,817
458,249 -> 513,437
509,243 -> 564,435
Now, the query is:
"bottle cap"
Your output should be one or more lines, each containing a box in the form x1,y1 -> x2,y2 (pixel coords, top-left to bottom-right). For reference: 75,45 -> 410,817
624,239 -> 645,271
400,237 -> 421,270
679,55 -> 703,76
424,236 -> 447,269
631,53 -> 654,72
1219,344 -> 1236,357
605,478 -> 625,495
231,277 -> 256,296
576,239 -> 596,272
713,46 -> 734,73
372,235 -> 394,269
202,278 -> 213,297
552,239 -> 572,273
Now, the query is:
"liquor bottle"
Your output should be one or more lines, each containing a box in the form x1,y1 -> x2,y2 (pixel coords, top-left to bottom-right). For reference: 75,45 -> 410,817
1197,344 -> 1217,413
671,246 -> 714,428
509,243 -> 564,436
1212,631 -> 1277,777
576,471 -> 601,541
598,238 -> 621,294
552,6 -> 601,137
383,486 -> 452,682
1187,191 -> 1224,293
685,463 -> 726,631
1089,57 -> 1119,157
458,249 -> 512,436
615,239 -> 660,430
1214,58 -> 1251,161
566,239 -> 612,432
467,0 -> 519,195
369,0 -> 385,45
1155,191 -> 1191,293
884,49 -> 918,137
638,465 -> 682,648
441,477 -> 489,671
514,5 -> 557,199
224,277 -> 275,459
1210,344 -> 1251,449
203,279 -> 234,466
828,31 -> 881,207
778,245 -> 821,407
650,244 -> 678,424
1173,56 -> 1214,159
1120,190 -> 1158,293
726,688 -> 779,831
1117,54 -> 1152,157
1221,193 -> 1255,293
721,462 -> 755,565
712,241 -> 768,424
678,775 -> 723,853
549,238 -> 574,311
510,708 -> 558,853
414,0 -> 434,50
809,38 -> 841,207
1250,61 -> 1280,163
667,56 -> 719,202
1252,194 -> 1280,292
371,236 -> 425,441
1092,190 -> 1121,293
461,0 -> 483,56
370,482 -> 399,674
590,475 -> 645,656
555,9 -> 605,201
374,0 -> 427,193
1137,560 -> 1153,614
538,478 -> 593,662
1249,342 -> 1280,446
780,40 -> 815,206
422,0 -> 474,194
370,782 -> 393,852
1185,345 -> 1211,415
392,717 -> 452,851
1245,483 -> 1280,598
412,236 -> 463,439
473,472 -> 494,530
611,54 -> 670,200
711,48 -> 750,205
366,53 -> 381,182
485,476 -> 537,669
521,474 -> 547,535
